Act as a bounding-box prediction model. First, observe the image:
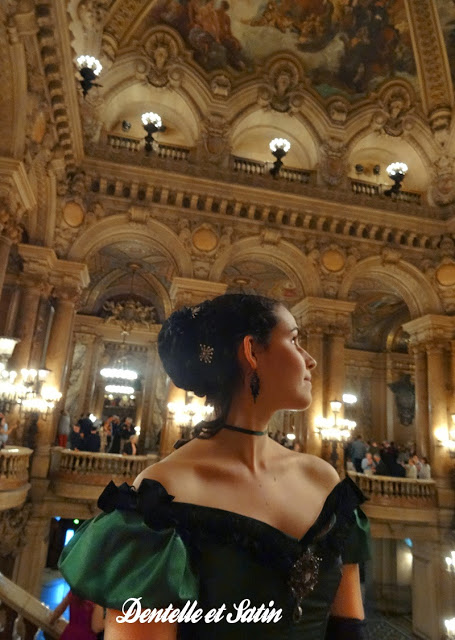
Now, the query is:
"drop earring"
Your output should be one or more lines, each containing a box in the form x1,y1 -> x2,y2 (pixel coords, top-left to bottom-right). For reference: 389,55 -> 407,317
250,371 -> 260,402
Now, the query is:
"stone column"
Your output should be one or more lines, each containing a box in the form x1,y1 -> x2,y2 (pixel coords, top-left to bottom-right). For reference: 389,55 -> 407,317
138,343 -> 158,453
292,298 -> 355,462
404,315 -> 454,482
0,234 -> 13,295
12,515 -> 50,598
426,341 -> 450,479
411,345 -> 430,457
4,285 -> 20,336
45,292 -> 79,392
302,329 -> 324,456
9,277 -> 47,371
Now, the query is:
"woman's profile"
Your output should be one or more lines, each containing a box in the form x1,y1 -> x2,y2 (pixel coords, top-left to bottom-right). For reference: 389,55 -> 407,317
60,294 -> 370,639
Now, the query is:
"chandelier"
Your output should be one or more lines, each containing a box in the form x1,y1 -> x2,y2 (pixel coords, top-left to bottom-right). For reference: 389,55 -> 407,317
269,138 -> 291,178
76,55 -> 102,96
167,401 -> 214,428
384,161 -> 408,197
315,399 -> 357,441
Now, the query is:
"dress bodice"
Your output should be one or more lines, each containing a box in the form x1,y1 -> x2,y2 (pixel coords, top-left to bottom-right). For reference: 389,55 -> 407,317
59,476 -> 370,640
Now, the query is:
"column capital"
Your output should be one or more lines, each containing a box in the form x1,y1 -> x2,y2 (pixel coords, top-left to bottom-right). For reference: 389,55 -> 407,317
170,277 -> 227,309
291,297 -> 356,337
403,314 -> 455,348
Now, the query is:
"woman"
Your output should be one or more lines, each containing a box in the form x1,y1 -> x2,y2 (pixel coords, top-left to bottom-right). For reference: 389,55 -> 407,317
123,433 -> 138,456
418,456 -> 431,480
59,294 -> 369,639
49,590 -> 104,639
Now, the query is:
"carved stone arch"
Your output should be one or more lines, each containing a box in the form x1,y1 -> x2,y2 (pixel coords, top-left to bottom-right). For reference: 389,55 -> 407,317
99,57 -> 202,146
83,267 -> 172,320
338,256 -> 443,318
67,215 -> 193,279
229,102 -> 319,169
210,237 -> 322,298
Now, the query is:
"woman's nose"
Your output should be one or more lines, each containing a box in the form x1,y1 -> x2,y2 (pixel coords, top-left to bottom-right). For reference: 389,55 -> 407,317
305,351 -> 317,369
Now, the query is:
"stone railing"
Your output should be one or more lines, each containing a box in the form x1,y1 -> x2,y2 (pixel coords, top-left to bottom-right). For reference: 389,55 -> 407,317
348,471 -> 437,507
233,156 -> 314,184
0,446 -> 32,510
50,448 -> 159,500
106,134 -> 190,161
350,178 -> 422,205
0,571 -> 66,639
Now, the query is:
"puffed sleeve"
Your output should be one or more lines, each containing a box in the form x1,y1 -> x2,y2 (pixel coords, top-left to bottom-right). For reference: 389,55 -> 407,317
58,481 -> 199,610
325,477 -> 371,565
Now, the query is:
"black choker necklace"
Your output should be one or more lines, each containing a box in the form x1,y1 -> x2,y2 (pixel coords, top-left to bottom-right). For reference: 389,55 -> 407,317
222,424 -> 268,436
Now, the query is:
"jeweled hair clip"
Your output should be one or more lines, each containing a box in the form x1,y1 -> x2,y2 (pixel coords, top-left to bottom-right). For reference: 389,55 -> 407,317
199,344 -> 214,364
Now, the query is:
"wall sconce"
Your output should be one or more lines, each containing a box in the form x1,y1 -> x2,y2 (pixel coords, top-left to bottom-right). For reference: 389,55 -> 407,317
384,162 -> 408,197
445,618 -> 455,639
141,112 -> 166,154
76,55 -> 102,97
445,550 -> 455,572
435,419 -> 455,457
269,138 -> 291,178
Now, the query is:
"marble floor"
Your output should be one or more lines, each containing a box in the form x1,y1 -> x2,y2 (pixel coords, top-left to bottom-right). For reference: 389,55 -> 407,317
37,570 -> 417,639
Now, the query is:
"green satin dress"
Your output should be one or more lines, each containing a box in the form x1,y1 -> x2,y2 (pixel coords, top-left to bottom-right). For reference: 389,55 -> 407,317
59,476 -> 370,639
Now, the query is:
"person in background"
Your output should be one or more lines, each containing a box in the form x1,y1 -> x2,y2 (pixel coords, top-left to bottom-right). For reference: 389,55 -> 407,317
351,435 -> 367,473
25,412 -> 40,450
108,416 -> 121,453
373,453 -> 388,476
69,424 -> 84,451
123,433 -> 138,456
0,413 -> 16,448
57,410 -> 71,448
85,425 -> 101,453
119,417 -> 136,453
418,456 -> 431,480
361,452 -> 375,475
49,590 -> 104,639
100,417 -> 112,452
405,456 -> 418,479
78,413 -> 93,439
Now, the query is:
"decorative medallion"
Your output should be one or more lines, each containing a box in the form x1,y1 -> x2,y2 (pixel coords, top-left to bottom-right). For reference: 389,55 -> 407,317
63,201 -> 85,228
288,548 -> 321,622
321,249 -> 345,272
192,226 -> 219,252
436,263 -> 455,287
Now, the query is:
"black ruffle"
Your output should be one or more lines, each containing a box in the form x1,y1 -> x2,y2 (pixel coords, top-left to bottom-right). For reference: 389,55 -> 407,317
97,478 -> 175,513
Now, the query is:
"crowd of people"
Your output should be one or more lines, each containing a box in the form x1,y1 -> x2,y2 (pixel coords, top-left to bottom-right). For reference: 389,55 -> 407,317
58,411 -> 138,456
345,435 -> 431,480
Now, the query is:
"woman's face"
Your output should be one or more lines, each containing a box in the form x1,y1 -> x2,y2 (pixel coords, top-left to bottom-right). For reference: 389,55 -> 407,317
256,305 -> 316,411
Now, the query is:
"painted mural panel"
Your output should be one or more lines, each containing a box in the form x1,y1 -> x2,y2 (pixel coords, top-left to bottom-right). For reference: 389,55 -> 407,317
148,0 -> 416,97
436,1 -> 455,83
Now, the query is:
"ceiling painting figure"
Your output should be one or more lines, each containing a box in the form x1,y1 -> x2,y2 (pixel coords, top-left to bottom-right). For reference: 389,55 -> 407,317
148,0 -> 416,97
435,1 -> 455,83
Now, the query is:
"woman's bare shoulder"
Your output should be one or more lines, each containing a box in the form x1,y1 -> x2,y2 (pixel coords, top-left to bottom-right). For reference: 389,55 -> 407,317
298,452 -> 340,493
133,441 -> 201,493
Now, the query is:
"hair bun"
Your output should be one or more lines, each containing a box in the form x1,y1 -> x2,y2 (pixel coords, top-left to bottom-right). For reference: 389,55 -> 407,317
158,302 -> 220,396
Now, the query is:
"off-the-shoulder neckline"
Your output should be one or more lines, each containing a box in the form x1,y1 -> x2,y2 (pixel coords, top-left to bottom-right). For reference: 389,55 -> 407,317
139,475 -> 361,545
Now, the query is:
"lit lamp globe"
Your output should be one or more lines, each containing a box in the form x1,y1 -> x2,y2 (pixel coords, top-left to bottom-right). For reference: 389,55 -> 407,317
141,112 -> 165,153
384,162 -> 408,197
269,138 -> 291,177
76,55 -> 102,96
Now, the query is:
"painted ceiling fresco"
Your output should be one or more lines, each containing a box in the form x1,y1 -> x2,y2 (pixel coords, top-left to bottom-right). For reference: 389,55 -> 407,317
148,0 -> 417,97
436,1 -> 455,83
222,260 -> 303,305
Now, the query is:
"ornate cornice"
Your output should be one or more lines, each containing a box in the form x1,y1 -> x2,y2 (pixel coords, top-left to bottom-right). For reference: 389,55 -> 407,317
35,1 -> 83,175
403,314 -> 455,346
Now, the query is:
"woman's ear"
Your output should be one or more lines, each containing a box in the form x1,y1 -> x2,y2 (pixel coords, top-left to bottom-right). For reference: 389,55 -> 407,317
241,335 -> 257,370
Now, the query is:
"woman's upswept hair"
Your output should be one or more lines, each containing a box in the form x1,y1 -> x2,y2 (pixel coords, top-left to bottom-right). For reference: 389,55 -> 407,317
158,294 -> 280,441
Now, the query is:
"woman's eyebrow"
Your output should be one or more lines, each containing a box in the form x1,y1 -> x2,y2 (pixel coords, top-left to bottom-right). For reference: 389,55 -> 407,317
290,326 -> 299,334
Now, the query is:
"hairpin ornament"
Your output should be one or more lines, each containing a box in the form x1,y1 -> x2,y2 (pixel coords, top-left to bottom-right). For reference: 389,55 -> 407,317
191,306 -> 200,318
199,344 -> 214,364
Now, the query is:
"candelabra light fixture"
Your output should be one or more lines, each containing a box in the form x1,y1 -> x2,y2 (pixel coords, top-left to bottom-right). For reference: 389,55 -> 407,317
384,162 -> 408,197
167,400 -> 214,439
142,112 -> 166,153
315,398 -> 357,469
269,138 -> 291,178
435,415 -> 455,457
76,55 -> 102,96
0,337 -> 20,412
